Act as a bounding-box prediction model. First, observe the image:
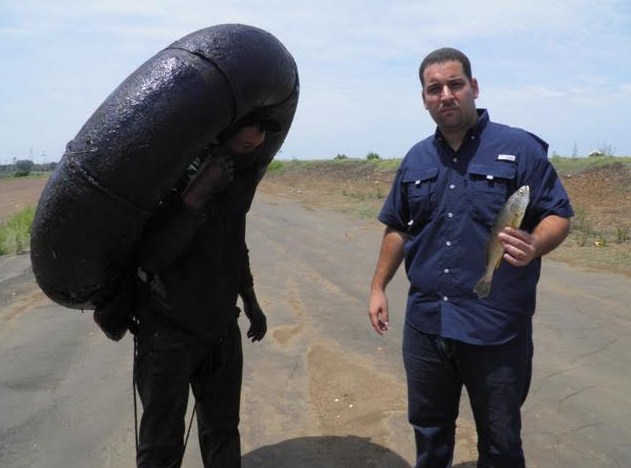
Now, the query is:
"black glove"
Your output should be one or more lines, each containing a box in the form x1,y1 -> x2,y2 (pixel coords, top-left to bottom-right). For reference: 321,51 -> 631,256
93,281 -> 134,342
242,292 -> 267,342
181,154 -> 234,212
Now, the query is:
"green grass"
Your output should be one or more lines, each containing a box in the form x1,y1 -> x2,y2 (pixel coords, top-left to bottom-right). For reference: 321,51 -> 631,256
266,160 -> 285,172
0,206 -> 35,255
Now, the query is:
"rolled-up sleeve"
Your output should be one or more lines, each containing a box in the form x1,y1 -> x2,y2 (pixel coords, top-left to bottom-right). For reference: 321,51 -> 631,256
378,167 -> 409,232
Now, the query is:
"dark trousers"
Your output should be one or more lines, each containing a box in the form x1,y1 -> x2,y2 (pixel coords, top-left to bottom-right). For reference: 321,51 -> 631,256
402,322 -> 533,468
134,312 -> 243,468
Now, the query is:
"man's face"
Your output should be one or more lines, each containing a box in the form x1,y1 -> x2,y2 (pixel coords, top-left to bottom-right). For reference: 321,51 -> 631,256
224,125 -> 267,156
421,60 -> 479,134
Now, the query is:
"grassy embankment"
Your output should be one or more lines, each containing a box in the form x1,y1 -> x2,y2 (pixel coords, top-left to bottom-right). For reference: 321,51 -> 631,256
265,156 -> 631,276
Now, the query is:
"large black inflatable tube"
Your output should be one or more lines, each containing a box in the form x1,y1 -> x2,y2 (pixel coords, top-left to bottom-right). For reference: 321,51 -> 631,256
31,24 -> 299,309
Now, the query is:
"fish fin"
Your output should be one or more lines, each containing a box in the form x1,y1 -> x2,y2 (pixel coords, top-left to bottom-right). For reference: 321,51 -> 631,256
473,276 -> 492,299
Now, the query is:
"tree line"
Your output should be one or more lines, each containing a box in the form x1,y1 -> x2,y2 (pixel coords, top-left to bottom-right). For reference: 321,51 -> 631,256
0,159 -> 58,177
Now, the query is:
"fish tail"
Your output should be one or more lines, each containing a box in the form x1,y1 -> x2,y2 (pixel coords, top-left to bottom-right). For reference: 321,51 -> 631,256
473,274 -> 492,299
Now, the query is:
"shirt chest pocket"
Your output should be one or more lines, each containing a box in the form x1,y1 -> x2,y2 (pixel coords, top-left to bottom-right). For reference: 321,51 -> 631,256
468,163 -> 517,228
402,167 -> 438,226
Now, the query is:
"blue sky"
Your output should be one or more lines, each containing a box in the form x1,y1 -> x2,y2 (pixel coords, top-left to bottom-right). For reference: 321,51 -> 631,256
1,0 -> 630,164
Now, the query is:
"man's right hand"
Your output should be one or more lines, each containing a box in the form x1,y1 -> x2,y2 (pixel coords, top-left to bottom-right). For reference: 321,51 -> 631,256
368,288 -> 390,335
181,154 -> 234,212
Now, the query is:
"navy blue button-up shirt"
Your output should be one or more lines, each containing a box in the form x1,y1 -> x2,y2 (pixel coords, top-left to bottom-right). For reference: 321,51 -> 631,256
379,109 -> 573,345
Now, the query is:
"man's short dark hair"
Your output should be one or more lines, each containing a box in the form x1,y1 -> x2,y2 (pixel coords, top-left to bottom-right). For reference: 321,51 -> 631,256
418,48 -> 473,87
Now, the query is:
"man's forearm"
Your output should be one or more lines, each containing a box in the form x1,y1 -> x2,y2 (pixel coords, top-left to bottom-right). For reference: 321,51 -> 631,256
370,227 -> 407,291
533,215 -> 571,257
239,245 -> 256,298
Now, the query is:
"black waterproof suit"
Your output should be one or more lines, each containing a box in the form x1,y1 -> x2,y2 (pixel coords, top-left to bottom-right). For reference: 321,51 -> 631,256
132,150 -> 259,468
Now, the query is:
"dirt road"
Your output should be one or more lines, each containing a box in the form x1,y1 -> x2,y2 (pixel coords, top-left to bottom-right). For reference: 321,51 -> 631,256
1,189 -> 631,467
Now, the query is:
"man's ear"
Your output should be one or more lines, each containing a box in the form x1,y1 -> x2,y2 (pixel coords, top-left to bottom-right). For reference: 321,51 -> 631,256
472,77 -> 480,99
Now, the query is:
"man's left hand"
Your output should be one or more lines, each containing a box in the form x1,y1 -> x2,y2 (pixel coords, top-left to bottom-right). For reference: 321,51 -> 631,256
498,227 -> 538,267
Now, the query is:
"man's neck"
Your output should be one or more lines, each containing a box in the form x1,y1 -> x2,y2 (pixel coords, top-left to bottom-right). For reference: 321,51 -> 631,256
441,131 -> 466,151
439,113 -> 478,152
441,130 -> 467,152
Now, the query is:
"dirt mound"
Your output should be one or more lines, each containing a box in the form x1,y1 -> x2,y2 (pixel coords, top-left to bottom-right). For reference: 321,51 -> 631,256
561,162 -> 631,230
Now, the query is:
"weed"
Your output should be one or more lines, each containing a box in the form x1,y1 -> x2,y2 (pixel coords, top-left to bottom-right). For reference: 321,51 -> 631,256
357,206 -> 378,219
616,225 -> 630,244
571,207 -> 592,235
577,230 -> 591,247
0,206 -> 35,255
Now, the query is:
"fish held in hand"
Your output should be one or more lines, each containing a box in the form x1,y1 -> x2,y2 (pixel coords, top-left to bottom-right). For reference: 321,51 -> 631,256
473,185 -> 530,299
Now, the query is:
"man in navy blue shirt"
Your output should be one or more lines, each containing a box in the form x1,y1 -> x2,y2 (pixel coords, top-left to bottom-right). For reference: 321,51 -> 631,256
368,48 -> 573,468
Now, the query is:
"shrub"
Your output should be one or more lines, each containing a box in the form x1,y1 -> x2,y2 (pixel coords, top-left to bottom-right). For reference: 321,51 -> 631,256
267,160 -> 285,172
616,225 -> 629,244
366,152 -> 380,160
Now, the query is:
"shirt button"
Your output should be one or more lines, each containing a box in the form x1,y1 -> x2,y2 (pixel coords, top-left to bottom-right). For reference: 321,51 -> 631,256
443,296 -> 449,302
447,212 -> 454,218
449,184 -> 455,190
444,268 -> 450,274
446,241 -> 452,247
452,157 -> 458,163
